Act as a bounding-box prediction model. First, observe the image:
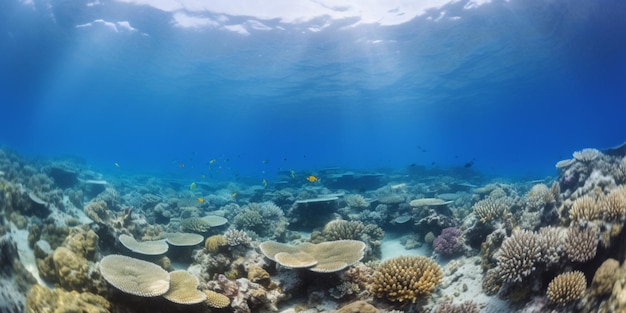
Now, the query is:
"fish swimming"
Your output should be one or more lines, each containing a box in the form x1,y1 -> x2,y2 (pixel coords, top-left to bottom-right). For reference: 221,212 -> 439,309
306,175 -> 319,182
190,182 -> 197,191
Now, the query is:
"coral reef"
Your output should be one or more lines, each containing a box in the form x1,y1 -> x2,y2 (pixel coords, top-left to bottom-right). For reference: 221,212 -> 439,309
433,227 -> 463,256
496,230 -> 542,284
260,240 -> 366,273
546,271 -> 586,305
369,255 -> 442,303
205,234 -> 228,253
563,226 -> 598,262
162,270 -> 206,304
336,300 -> 379,313
26,284 -> 111,313
233,202 -> 288,240
591,258 -> 619,296
99,254 -> 170,297
434,300 -> 480,313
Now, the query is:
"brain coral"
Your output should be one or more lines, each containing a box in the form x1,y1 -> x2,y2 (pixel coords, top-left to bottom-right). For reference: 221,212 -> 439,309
99,254 -> 170,297
546,271 -> 587,304
369,256 -> 443,303
496,230 -> 542,283
205,235 -> 228,253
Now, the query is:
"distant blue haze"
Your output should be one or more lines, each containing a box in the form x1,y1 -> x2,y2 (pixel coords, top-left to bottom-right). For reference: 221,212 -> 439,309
1,0 -> 625,182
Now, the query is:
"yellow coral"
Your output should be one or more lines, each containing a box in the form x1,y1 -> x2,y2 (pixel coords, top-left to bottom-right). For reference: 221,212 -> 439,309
26,284 -> 110,313
203,290 -> 230,308
247,265 -> 270,286
205,235 -> 228,253
591,258 -> 619,296
569,195 -> 602,222
546,271 -> 587,304
369,256 -> 442,303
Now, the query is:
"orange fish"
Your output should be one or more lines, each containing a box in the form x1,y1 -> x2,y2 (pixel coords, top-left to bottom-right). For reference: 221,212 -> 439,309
196,197 -> 205,203
306,175 -> 319,182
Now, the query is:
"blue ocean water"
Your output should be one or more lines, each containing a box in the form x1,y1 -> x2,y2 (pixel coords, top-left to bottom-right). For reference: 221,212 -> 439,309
1,0 -> 625,182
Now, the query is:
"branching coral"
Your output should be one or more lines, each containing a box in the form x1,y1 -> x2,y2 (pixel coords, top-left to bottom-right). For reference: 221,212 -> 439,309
526,184 -> 554,211
233,202 -> 287,239
224,229 -> 252,246
345,194 -> 370,208
473,196 -> 510,222
546,271 -> 587,305
496,230 -> 542,283
563,226 -> 598,262
569,195 -> 602,223
369,256 -> 442,303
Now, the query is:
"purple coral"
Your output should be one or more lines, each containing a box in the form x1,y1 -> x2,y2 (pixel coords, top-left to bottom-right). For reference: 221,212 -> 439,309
433,227 -> 463,256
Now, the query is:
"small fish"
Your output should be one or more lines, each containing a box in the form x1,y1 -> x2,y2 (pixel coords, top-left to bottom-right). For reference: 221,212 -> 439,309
196,197 -> 204,203
201,174 -> 206,179
209,159 -> 217,164
114,162 -> 120,168
190,182 -> 197,191
464,161 -> 474,168
262,179 -> 267,187
290,170 -> 296,178
261,160 -> 269,164
231,192 -> 237,198
178,163 -> 185,168
306,175 -> 319,183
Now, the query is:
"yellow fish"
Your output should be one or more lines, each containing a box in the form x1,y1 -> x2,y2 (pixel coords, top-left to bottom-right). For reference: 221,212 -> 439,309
196,197 -> 204,203
114,162 -> 120,168
306,175 -> 319,183
231,192 -> 237,198
290,170 -> 296,178
262,179 -> 267,187
190,182 -> 197,191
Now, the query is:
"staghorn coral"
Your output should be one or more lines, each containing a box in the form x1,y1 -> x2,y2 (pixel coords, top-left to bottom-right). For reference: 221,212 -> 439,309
205,235 -> 228,253
546,271 -> 587,305
538,226 -> 564,267
569,195 -> 602,223
600,186 -> 626,222
434,300 -> 480,313
563,226 -> 598,262
163,270 -> 206,304
573,148 -> 601,162
496,230 -> 542,283
99,254 -> 170,297
473,196 -> 510,222
259,240 -> 366,273
591,258 -> 619,296
369,256 -> 442,303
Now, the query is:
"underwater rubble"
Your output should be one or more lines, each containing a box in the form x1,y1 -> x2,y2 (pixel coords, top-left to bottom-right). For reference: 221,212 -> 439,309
0,145 -> 625,312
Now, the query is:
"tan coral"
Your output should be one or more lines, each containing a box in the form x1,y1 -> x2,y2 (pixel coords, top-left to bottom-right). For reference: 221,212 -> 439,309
204,234 -> 228,253
563,226 -> 598,262
546,271 -> 587,304
259,240 -> 366,273
591,258 -> 619,296
203,290 -> 230,308
336,300 -> 379,313
569,195 -> 602,223
369,256 -> 442,303
600,186 -> 626,222
164,232 -> 204,246
52,247 -> 92,291
99,254 -> 170,297
26,284 -> 111,313
118,234 -> 168,255
473,197 -> 509,222
496,230 -> 542,283
163,270 -> 206,304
